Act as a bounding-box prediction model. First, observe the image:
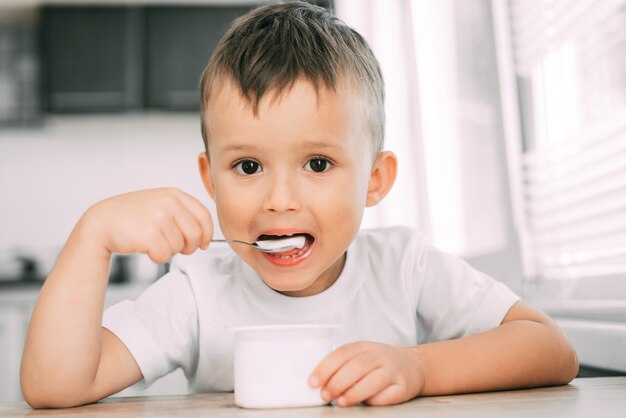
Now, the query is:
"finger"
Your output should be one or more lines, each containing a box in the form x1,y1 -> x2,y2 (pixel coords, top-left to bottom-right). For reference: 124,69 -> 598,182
172,189 -> 213,248
322,352 -> 378,401
365,383 -> 406,406
158,215 -> 186,256
173,206 -> 204,255
310,342 -> 372,388
336,367 -> 389,407
145,226 -> 175,264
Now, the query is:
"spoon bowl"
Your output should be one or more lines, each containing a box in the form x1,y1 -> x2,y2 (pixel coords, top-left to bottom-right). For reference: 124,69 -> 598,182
212,236 -> 306,253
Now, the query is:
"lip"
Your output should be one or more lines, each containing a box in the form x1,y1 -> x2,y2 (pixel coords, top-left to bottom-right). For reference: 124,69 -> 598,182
257,228 -> 316,267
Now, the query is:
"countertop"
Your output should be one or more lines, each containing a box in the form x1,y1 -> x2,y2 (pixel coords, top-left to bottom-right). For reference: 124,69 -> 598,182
2,377 -> 625,417
0,282 -> 151,306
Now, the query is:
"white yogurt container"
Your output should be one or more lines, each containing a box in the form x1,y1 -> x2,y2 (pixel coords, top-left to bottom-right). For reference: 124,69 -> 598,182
233,324 -> 339,409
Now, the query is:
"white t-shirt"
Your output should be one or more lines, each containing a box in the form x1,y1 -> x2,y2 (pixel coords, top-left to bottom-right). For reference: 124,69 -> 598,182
103,226 -> 519,392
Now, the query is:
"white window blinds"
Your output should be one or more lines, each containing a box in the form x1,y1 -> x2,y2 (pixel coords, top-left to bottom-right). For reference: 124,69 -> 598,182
506,0 -> 626,280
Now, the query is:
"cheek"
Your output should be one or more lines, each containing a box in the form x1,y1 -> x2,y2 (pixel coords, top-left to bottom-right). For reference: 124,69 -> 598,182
315,174 -> 366,226
213,181 -> 257,234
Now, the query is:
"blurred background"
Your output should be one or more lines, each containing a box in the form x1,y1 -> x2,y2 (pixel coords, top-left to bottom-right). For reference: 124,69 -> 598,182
1,0 -> 625,402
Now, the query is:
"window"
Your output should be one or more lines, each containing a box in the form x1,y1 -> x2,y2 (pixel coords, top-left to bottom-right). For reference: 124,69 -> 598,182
339,0 -> 514,264
494,0 -> 626,294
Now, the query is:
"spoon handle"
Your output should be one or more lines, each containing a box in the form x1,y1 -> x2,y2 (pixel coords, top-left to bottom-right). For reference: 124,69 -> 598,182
212,239 -> 257,248
212,239 -> 284,253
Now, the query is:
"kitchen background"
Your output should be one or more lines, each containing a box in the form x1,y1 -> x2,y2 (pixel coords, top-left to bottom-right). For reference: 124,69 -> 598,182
1,0 -> 625,403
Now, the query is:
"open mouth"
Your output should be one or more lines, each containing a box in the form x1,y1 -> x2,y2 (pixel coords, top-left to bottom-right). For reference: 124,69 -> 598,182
256,233 -> 315,259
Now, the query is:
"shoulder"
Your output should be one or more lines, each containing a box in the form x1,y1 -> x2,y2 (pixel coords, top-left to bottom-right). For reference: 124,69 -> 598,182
357,225 -> 428,242
357,227 -> 480,277
356,226 -> 430,265
353,226 -> 432,284
349,227 -> 432,313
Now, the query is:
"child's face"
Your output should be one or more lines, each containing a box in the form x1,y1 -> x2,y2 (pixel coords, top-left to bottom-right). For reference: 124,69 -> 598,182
199,78 -> 393,297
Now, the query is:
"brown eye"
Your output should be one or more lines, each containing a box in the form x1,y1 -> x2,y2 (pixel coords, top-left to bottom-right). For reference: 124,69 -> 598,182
306,158 -> 331,173
234,160 -> 261,175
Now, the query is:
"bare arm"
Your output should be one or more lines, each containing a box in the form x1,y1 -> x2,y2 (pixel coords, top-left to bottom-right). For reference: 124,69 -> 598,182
311,301 -> 579,406
20,189 -> 213,408
20,220 -> 142,408
414,301 -> 579,396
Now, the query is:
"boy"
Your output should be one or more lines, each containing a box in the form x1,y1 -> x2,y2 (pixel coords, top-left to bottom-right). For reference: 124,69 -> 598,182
20,1 -> 578,409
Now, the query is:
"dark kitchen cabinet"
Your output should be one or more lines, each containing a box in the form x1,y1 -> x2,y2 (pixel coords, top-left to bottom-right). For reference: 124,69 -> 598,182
145,6 -> 252,111
39,1 -> 331,114
41,6 -> 143,112
0,24 -> 41,126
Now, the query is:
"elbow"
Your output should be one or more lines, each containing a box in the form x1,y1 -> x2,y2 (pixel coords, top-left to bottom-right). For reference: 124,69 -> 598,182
22,388 -> 51,410
559,343 -> 579,384
536,316 -> 580,385
21,381 -> 59,409
20,363 -> 47,409
21,385 -> 91,409
547,327 -> 579,385
21,378 -> 52,409
21,370 -> 92,409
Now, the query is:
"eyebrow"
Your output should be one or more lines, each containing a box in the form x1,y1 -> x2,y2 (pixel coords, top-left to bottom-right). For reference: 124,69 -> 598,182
221,144 -> 257,154
220,140 -> 342,154
301,140 -> 342,150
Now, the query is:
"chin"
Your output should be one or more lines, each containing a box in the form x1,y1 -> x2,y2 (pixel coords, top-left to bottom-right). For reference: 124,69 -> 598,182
265,280 -> 308,293
261,276 -> 317,296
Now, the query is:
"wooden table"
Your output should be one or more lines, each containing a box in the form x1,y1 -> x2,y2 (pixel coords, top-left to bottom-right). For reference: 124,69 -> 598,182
2,377 -> 625,417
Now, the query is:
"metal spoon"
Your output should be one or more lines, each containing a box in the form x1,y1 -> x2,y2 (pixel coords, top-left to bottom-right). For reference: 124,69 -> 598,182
212,236 -> 306,253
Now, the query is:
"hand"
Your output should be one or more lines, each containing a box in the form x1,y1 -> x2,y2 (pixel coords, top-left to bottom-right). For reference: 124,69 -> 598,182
81,188 -> 213,263
308,341 -> 425,407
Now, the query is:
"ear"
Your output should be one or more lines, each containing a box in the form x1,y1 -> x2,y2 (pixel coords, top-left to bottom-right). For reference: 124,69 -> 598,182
198,152 -> 216,201
366,151 -> 398,207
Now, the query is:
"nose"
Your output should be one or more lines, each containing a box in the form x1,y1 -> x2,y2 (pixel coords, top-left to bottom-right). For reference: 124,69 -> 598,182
262,170 -> 302,213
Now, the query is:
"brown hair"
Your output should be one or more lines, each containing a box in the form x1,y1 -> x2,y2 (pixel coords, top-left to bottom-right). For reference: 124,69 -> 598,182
199,1 -> 384,154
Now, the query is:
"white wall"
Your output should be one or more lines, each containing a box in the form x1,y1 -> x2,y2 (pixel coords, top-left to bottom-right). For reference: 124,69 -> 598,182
0,113 -> 219,259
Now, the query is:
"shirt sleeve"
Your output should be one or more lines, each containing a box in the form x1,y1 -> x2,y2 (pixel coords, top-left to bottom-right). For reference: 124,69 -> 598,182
102,264 -> 199,388
415,244 -> 520,344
